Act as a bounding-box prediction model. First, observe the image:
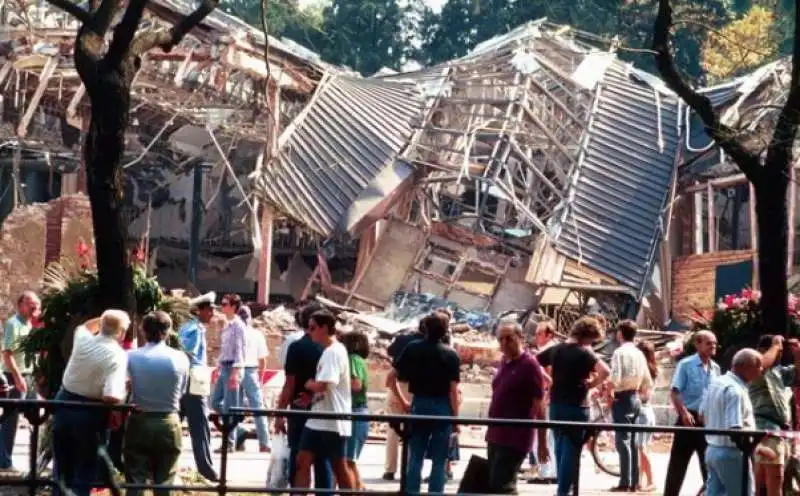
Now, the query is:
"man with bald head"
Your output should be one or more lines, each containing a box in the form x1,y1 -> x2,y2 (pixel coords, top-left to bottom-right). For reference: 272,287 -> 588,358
664,330 -> 721,496
0,290 -> 40,470
701,348 -> 771,496
486,321 -> 548,493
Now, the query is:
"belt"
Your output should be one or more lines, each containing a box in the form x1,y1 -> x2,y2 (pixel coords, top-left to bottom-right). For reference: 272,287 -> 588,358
130,410 -> 178,418
219,360 -> 234,366
614,390 -> 639,398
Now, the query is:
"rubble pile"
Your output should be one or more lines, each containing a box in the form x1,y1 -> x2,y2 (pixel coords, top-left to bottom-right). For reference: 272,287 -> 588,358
252,305 -> 297,335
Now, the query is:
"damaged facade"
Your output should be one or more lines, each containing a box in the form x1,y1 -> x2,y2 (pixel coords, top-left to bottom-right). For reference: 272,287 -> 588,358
668,60 -> 796,322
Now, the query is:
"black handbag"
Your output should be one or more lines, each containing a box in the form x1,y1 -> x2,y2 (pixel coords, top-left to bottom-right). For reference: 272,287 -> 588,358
457,455 -> 491,494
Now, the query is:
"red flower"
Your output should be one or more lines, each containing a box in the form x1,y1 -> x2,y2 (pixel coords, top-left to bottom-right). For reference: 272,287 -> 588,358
724,294 -> 736,307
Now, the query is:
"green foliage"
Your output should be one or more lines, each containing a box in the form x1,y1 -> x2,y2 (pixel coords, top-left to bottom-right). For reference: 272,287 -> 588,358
702,5 -> 778,83
316,0 -> 420,75
16,264 -> 189,398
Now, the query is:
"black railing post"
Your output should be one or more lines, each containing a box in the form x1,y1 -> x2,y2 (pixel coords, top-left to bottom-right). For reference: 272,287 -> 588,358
219,413 -> 232,496
740,434 -> 760,495
26,407 -> 40,496
399,419 -> 409,495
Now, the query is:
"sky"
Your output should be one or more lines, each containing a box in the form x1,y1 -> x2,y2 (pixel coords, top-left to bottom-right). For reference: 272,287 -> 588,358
297,0 -> 446,13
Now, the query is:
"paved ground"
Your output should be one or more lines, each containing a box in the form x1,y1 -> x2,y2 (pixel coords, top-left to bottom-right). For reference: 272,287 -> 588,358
4,428 -> 706,494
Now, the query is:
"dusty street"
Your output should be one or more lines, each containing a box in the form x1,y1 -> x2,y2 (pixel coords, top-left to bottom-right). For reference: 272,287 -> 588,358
5,429 -> 706,494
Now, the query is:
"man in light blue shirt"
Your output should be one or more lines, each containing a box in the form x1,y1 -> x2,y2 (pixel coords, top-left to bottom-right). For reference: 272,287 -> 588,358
700,348 -> 769,496
0,291 -> 39,471
664,330 -> 721,496
125,311 -> 190,496
178,292 -> 218,482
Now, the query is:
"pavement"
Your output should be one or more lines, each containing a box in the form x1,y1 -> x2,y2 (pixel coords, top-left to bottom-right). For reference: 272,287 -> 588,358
3,427 -> 706,495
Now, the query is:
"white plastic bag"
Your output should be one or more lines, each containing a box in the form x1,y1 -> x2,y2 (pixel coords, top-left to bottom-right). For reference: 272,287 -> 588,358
267,434 -> 290,490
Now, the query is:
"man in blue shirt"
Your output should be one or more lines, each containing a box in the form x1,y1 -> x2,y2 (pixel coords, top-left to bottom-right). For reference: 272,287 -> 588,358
126,311 -> 190,496
178,292 -> 218,482
664,330 -> 721,496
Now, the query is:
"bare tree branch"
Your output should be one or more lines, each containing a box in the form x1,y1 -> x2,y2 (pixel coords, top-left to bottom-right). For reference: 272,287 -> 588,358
104,0 -> 148,66
43,0 -> 92,25
763,0 -> 800,178
91,0 -> 124,36
652,0 -> 763,184
130,0 -> 219,55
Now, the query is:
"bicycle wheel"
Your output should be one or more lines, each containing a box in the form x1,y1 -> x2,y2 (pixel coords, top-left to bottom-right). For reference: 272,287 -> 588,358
590,424 -> 621,477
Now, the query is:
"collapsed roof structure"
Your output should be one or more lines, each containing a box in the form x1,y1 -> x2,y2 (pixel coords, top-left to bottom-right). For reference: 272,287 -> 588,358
254,20 -> 683,322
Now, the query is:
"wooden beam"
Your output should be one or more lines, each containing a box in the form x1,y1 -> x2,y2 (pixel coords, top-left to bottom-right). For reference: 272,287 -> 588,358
256,205 -> 274,304
707,182 -> 716,252
17,56 -> 59,139
66,83 -> 85,118
694,189 -> 703,254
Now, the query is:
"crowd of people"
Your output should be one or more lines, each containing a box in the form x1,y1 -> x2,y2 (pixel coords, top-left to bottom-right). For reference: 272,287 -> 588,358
3,289 -> 800,496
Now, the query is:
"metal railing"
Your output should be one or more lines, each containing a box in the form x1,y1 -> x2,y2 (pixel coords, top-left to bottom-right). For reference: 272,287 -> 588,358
0,399 -> 770,495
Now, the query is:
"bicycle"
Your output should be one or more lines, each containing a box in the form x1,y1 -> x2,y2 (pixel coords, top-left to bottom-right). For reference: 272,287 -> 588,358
586,394 -> 620,477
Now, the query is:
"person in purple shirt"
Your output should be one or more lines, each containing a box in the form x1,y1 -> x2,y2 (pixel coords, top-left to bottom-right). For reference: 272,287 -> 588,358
211,293 -> 248,452
486,321 -> 550,494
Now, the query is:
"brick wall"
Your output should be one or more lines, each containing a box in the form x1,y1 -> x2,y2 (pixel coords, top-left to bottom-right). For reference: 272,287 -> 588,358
0,195 -> 94,320
671,250 -> 754,320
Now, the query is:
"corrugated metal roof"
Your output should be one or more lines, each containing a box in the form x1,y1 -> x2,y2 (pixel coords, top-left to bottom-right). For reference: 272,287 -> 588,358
255,75 -> 426,236
555,62 -> 680,295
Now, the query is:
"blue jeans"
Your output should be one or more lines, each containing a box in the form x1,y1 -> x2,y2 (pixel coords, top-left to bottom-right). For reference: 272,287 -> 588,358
0,373 -> 36,469
211,364 -> 242,445
406,395 -> 452,494
550,403 -> 590,496
612,391 -> 641,488
345,406 -> 370,461
706,445 -> 754,496
287,410 -> 333,494
234,367 -> 270,448
52,388 -> 110,496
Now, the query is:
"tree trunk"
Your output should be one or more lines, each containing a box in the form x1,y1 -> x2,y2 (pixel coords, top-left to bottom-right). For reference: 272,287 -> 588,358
83,70 -> 135,314
755,167 -> 790,334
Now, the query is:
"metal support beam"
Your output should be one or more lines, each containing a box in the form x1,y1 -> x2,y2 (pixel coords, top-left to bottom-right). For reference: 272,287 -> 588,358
188,162 -> 207,285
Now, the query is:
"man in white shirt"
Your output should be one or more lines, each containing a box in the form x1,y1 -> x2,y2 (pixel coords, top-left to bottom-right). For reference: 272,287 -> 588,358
294,310 -> 354,490
700,348 -> 767,496
53,309 -> 130,496
233,306 -> 271,452
609,320 -> 653,492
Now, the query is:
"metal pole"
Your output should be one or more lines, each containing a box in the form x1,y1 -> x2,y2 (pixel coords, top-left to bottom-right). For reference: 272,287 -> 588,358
220,413 -> 231,496
741,436 -> 755,496
399,420 -> 409,495
27,415 -> 39,496
188,162 -> 205,285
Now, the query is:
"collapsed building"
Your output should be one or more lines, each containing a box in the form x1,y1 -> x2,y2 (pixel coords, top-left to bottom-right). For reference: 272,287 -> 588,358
254,20 -> 683,333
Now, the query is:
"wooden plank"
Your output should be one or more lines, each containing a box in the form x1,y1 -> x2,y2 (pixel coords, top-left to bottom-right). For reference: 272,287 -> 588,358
17,56 -> 58,139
